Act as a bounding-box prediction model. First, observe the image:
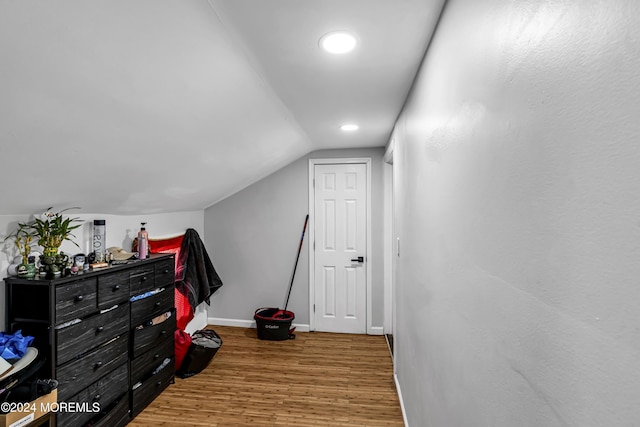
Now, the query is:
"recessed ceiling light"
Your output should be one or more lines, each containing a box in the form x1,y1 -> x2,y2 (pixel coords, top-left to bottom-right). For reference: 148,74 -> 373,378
320,31 -> 357,54
340,124 -> 359,131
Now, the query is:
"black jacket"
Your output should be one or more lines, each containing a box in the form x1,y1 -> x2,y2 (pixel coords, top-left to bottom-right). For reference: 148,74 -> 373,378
176,228 -> 223,310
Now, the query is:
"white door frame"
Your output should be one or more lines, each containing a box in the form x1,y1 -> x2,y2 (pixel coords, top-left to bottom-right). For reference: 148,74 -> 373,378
383,139 -> 395,363
383,161 -> 393,335
308,157 -> 373,334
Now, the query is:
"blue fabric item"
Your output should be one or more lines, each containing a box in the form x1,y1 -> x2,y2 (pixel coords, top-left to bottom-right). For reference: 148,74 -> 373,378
130,287 -> 163,302
130,290 -> 155,302
0,330 -> 34,361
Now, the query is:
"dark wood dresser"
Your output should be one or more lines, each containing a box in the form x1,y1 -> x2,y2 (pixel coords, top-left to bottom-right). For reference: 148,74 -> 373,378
4,254 -> 176,427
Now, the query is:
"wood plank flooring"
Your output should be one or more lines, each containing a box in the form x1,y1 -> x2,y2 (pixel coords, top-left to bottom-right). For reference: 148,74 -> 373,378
129,325 -> 404,427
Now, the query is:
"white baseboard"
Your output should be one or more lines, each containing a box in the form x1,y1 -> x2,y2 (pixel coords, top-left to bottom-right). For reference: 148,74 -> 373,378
208,317 -> 254,328
369,326 -> 384,335
208,317 -> 310,332
394,373 -> 409,427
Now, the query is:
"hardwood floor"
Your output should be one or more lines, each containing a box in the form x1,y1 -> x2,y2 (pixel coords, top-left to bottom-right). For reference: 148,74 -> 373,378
129,325 -> 404,427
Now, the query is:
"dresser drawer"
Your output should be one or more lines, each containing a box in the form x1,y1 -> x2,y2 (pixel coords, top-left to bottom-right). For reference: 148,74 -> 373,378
132,313 -> 175,358
89,394 -> 130,427
55,277 -> 98,324
57,362 -> 129,427
131,286 -> 174,327
154,257 -> 175,287
131,336 -> 174,385
56,304 -> 129,366
129,266 -> 155,296
131,360 -> 174,416
57,333 -> 129,401
98,271 -> 131,309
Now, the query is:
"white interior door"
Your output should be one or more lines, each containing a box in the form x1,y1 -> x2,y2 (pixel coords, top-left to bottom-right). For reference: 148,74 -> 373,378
312,163 -> 367,334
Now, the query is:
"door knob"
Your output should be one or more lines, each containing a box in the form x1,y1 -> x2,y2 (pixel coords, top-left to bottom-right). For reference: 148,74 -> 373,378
350,256 -> 364,263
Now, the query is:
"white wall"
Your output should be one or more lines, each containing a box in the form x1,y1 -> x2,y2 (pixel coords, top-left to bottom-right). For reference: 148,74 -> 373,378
61,211 -> 204,255
392,0 -> 640,426
1,210 -> 205,331
204,148 -> 385,329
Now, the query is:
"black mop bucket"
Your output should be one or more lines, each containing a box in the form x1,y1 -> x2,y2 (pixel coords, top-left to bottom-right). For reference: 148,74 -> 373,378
254,308 -> 295,340
254,214 -> 308,341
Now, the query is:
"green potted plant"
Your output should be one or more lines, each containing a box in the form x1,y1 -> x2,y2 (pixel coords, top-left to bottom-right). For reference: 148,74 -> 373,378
26,207 -> 83,256
9,207 -> 83,277
6,223 -> 37,277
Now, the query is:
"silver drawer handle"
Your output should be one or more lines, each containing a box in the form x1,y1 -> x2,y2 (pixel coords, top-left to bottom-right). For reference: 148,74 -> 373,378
75,295 -> 84,302
94,361 -> 103,369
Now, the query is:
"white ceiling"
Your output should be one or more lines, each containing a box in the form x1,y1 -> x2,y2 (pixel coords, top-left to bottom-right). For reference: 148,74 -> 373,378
0,0 -> 443,215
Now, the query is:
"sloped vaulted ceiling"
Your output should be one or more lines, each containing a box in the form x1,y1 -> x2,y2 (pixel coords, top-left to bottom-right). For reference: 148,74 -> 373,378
0,0 -> 443,215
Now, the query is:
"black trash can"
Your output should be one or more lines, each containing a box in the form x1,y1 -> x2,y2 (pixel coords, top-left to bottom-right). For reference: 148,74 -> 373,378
254,307 -> 295,340
177,329 -> 222,378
